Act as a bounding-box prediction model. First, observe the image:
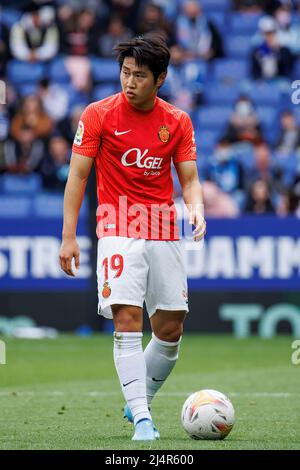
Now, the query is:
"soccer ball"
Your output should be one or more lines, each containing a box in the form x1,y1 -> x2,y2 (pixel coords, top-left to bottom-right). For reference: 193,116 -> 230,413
181,389 -> 235,440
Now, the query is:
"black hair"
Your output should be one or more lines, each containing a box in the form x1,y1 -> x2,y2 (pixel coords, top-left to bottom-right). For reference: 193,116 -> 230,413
113,34 -> 170,83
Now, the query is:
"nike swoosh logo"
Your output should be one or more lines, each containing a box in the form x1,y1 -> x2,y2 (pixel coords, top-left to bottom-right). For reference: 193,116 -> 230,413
152,377 -> 166,382
123,378 -> 138,387
115,129 -> 131,136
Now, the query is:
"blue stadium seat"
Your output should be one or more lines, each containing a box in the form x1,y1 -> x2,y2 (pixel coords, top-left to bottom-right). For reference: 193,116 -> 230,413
206,11 -> 226,32
33,193 -> 88,218
229,13 -> 262,35
264,128 -> 279,147
293,60 -> 300,80
33,194 -> 64,218
65,85 -> 89,111
184,59 -> 208,83
226,35 -> 253,59
1,174 -> 42,193
93,84 -> 117,101
200,0 -> 231,12
293,106 -> 300,125
7,60 -> 46,85
0,197 -> 31,217
248,82 -> 281,107
256,106 -> 278,130
0,9 -> 22,27
204,82 -> 240,105
91,57 -> 120,83
212,59 -> 249,82
48,57 -> 70,83
273,153 -> 298,187
17,83 -> 37,96
195,128 -> 220,154
196,106 -> 232,130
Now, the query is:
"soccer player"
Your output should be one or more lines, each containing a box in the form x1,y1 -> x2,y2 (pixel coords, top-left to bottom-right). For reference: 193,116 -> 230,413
59,34 -> 206,441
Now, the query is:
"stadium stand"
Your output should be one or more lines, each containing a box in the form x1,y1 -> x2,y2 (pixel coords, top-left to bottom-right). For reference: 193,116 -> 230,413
1,0 -> 300,217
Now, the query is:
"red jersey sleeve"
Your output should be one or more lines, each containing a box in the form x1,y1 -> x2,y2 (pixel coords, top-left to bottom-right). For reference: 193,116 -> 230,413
173,112 -> 197,163
72,103 -> 103,158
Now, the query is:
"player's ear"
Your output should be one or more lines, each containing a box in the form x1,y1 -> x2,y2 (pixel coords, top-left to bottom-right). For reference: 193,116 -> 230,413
156,71 -> 167,89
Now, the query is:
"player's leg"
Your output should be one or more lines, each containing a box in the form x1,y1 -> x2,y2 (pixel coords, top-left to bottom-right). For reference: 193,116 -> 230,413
112,304 -> 157,440
144,240 -> 188,405
97,237 -> 157,439
144,310 -> 186,405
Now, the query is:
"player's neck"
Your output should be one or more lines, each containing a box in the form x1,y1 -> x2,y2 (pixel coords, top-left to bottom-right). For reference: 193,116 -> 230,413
123,92 -> 158,112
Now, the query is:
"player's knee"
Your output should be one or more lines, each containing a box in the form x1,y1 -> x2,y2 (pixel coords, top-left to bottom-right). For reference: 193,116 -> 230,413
155,323 -> 183,343
112,305 -> 142,332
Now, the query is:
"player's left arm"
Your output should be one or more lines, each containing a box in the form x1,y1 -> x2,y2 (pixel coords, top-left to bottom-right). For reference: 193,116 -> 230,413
175,160 -> 206,242
173,112 -> 206,241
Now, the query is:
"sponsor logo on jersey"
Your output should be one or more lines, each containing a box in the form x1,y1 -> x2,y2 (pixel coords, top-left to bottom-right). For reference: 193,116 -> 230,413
121,148 -> 163,170
74,120 -> 84,146
102,281 -> 111,298
158,126 -> 170,143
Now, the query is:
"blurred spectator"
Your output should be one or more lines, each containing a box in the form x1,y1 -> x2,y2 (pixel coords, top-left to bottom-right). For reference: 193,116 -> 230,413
233,0 -> 263,12
136,3 -> 175,45
37,78 -> 69,122
0,104 -> 9,173
57,104 -> 85,145
202,181 -> 240,217
176,0 -> 223,60
275,110 -> 300,155
58,0 -> 102,12
251,16 -> 294,79
206,139 -> 245,204
0,104 -> 9,143
97,15 -> 132,57
58,8 -> 98,91
10,95 -> 53,142
107,0 -> 143,31
40,133 -> 70,189
275,0 -> 300,55
245,178 -> 275,213
291,173 -> 300,217
161,44 -> 203,111
0,16 -> 10,76
224,96 -> 263,145
59,8 -> 98,55
4,127 -> 45,174
247,142 -> 275,184
9,4 -> 59,62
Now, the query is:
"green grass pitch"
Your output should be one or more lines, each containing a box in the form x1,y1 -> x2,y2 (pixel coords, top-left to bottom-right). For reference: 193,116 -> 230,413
0,334 -> 299,450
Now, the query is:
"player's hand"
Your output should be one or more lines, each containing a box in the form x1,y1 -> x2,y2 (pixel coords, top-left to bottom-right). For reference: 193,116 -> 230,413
189,210 -> 206,242
59,238 -> 80,277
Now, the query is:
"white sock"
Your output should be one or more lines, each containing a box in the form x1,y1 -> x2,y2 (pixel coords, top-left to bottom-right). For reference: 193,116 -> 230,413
113,331 -> 151,425
144,333 -> 181,405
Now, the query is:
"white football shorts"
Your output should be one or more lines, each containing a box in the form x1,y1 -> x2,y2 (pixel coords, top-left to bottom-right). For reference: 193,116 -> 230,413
96,236 -> 189,318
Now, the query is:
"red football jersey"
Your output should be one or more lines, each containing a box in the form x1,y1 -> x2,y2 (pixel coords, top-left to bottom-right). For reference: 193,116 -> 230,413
72,92 -> 196,240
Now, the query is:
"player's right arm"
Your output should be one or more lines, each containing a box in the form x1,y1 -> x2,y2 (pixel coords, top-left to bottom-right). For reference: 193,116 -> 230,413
59,152 -> 94,276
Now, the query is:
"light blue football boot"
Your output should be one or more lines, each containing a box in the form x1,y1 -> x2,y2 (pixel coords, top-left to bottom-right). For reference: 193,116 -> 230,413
132,418 -> 156,441
124,404 -> 160,439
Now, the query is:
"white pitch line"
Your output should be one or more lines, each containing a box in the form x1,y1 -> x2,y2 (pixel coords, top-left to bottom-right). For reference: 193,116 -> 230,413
0,391 -> 299,397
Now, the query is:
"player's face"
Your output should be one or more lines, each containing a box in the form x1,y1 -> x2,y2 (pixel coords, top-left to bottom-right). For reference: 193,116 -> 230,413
121,57 -> 165,111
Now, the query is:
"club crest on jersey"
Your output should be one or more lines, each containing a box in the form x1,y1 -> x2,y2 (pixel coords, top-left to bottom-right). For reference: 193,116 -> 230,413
102,281 -> 111,298
74,120 -> 84,146
158,126 -> 170,143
